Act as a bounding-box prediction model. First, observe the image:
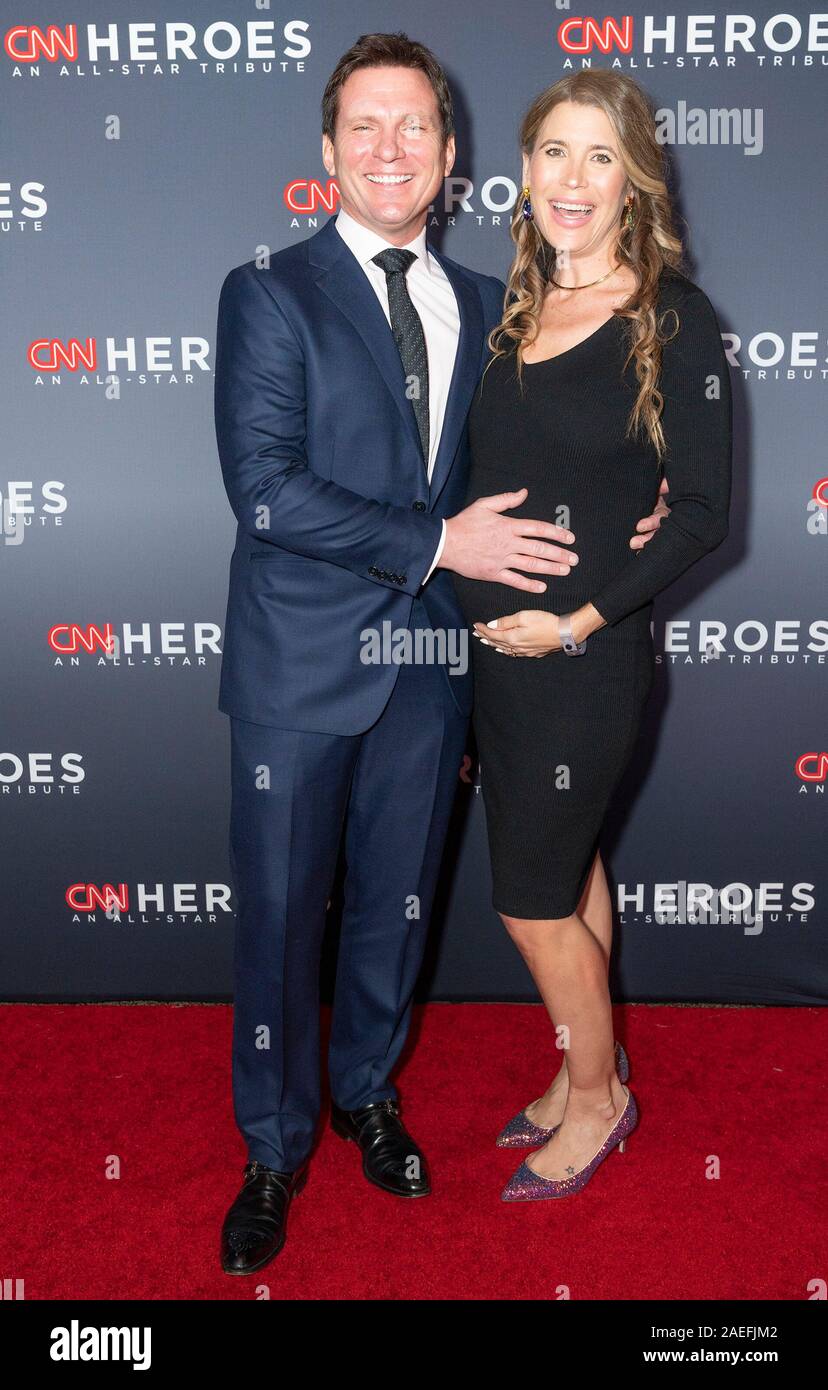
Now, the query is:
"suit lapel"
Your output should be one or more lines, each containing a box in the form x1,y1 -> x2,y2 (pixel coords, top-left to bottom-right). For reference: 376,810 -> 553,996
307,216 -> 483,505
426,246 -> 483,505
308,217 -> 423,466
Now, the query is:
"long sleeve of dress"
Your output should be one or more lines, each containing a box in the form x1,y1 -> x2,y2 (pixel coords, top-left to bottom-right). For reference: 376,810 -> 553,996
588,287 -> 732,628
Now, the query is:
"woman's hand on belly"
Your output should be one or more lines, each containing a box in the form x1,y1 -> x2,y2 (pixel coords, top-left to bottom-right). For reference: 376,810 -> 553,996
473,610 -> 562,657
472,603 -> 604,656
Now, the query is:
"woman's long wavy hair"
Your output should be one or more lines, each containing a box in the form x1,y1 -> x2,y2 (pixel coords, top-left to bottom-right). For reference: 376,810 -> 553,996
487,70 -> 685,460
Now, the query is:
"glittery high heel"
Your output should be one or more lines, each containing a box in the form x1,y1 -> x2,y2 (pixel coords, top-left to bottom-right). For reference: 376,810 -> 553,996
501,1086 -> 637,1202
495,1039 -> 630,1148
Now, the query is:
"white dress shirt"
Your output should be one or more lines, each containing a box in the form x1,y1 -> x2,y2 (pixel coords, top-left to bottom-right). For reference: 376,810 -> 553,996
334,206 -> 459,584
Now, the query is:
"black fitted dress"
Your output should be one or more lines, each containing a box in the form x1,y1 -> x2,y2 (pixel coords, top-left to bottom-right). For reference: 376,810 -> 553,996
452,269 -> 732,918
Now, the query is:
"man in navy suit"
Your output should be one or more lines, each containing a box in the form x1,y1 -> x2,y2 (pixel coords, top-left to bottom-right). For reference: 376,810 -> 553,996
214,33 -> 664,1274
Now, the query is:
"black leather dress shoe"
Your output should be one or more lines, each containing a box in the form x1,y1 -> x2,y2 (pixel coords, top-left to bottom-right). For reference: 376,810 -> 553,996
330,1099 -> 431,1197
220,1158 -> 309,1275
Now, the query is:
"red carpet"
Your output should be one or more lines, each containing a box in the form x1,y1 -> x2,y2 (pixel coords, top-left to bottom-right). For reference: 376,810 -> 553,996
1,1002 -> 824,1300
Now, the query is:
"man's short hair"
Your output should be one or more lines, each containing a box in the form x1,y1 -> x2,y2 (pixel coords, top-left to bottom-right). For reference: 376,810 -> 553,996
322,31 -> 454,146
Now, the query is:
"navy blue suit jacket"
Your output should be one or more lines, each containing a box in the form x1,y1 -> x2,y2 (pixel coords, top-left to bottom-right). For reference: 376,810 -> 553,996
214,214 -> 506,734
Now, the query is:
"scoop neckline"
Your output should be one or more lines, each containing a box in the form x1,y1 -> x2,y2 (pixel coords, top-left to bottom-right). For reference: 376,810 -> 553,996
520,313 -> 620,366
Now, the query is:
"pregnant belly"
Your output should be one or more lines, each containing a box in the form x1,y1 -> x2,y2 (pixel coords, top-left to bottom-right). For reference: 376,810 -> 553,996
452,571 -> 584,624
451,571 -> 654,653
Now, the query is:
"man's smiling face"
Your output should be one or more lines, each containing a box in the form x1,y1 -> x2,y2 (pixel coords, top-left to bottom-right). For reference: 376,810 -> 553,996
322,64 -> 455,245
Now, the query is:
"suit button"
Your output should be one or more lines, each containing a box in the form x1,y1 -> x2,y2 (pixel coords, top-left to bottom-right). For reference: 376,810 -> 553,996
412,500 -> 427,511
368,565 -> 378,576
399,574 -> 407,585
378,569 -> 388,580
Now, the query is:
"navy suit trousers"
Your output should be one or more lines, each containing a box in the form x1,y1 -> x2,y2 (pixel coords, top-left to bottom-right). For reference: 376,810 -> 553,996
228,598 -> 469,1171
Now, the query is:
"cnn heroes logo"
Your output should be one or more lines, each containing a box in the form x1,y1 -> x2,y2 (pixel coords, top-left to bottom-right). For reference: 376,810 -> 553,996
617,880 -> 815,931
49,622 -> 221,668
797,753 -> 828,790
1,752 -> 84,794
654,619 -> 828,665
27,335 -> 211,388
5,18 -> 310,75
556,11 -> 828,68
1,480 -> 66,543
724,329 -> 828,382
0,179 -> 47,232
66,881 -> 232,924
809,479 -> 828,534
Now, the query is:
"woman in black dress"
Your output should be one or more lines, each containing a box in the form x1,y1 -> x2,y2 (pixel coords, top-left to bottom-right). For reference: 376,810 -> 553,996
452,70 -> 732,1201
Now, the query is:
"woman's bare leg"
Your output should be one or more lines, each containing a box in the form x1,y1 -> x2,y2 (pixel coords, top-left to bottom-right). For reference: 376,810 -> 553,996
519,851 -> 616,1130
501,886 -> 627,1176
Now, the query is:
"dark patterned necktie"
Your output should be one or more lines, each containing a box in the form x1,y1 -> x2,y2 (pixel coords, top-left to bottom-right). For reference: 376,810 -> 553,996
371,247 -> 430,472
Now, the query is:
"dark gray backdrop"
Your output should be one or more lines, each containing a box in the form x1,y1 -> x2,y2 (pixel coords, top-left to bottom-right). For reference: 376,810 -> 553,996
2,1 -> 826,1004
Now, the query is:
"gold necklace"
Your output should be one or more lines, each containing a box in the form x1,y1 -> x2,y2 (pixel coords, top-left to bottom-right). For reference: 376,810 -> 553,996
549,264 -> 620,290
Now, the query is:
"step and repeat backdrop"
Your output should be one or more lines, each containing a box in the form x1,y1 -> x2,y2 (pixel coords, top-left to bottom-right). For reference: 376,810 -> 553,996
2,2 -> 826,1004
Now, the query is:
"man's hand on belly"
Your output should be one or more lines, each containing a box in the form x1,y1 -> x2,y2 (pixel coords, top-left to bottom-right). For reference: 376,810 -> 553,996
439,486 -> 579,593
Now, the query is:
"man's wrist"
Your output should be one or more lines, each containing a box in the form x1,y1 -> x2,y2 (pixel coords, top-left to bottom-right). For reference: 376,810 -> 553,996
421,519 -> 447,586
435,515 -> 454,571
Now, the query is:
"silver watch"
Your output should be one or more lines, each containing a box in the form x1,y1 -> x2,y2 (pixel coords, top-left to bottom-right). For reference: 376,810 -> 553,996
559,613 -> 587,656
